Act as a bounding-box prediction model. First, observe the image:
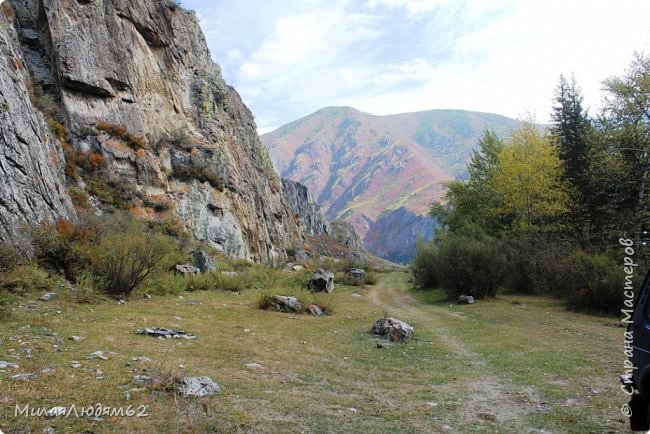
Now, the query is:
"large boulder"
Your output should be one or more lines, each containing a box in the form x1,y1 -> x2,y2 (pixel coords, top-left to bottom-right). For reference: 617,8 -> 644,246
193,250 -> 216,273
264,295 -> 302,313
458,295 -> 475,305
309,269 -> 335,293
372,317 -> 414,342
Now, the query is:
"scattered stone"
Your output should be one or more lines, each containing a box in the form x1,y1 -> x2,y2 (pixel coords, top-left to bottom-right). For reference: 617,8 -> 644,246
46,406 -> 66,417
193,250 -> 216,272
136,327 -> 196,340
23,348 -> 34,359
246,363 -> 263,369
11,373 -> 35,381
70,361 -> 82,369
478,412 -> 497,422
458,295 -> 475,305
133,375 -> 156,385
264,295 -> 302,313
143,293 -> 152,299
70,336 -> 84,342
426,401 -> 438,407
351,293 -> 362,298
132,356 -> 153,363
93,368 -> 104,379
178,376 -> 220,397
40,367 -> 55,375
291,264 -> 304,272
117,299 -> 126,305
309,269 -> 335,293
43,426 -> 56,434
376,340 -> 390,348
372,317 -> 415,342
347,407 -> 358,413
39,292 -> 57,301
86,351 -> 109,361
349,268 -> 365,278
175,264 -> 200,276
307,304 -> 324,316
0,361 -> 19,369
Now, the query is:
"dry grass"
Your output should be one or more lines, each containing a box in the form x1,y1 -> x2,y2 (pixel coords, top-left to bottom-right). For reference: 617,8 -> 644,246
0,271 -> 628,433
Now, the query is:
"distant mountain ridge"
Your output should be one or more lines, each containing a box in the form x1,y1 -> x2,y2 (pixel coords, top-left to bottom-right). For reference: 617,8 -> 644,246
261,106 -> 520,261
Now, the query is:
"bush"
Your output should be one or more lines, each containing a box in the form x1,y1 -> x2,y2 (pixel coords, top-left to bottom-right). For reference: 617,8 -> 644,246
0,265 -> 56,295
90,232 -> 173,298
96,121 -> 147,150
562,251 -> 622,314
0,243 -> 22,272
139,272 -> 186,297
418,234 -> 507,299
172,165 -> 225,191
411,238 -> 439,288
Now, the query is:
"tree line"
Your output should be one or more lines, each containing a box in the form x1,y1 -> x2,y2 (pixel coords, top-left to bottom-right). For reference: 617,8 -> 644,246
412,52 -> 650,314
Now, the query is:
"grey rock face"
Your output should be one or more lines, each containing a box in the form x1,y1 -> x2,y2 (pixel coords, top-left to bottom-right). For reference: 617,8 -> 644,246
0,8 -> 75,245
178,376 -> 220,397
281,178 -> 330,236
364,207 -> 437,263
329,220 -> 365,261
371,317 -> 414,342
309,269 -> 335,293
7,0 -> 302,262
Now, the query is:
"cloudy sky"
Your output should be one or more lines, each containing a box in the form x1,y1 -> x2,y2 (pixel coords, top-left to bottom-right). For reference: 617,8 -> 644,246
182,0 -> 650,133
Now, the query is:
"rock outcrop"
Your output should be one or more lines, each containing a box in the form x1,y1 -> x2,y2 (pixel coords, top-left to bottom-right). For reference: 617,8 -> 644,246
0,7 -> 74,244
364,207 -> 437,263
281,178 -> 330,236
1,0 -> 303,261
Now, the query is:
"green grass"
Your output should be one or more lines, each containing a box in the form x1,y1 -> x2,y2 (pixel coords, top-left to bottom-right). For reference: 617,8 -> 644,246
0,271 -> 628,433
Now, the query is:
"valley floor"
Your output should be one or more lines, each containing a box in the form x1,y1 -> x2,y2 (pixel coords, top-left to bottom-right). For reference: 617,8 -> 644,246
0,272 -> 627,433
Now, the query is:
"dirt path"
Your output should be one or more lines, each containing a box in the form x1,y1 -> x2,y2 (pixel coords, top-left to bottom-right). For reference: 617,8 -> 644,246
368,272 -> 545,432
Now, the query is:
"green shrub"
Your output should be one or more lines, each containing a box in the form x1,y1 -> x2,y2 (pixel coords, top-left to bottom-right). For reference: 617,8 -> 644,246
411,238 -> 439,288
0,243 -> 22,272
433,234 -> 506,299
0,265 -> 56,295
563,251 -> 622,314
90,232 -> 173,298
139,272 -> 186,297
172,165 -> 225,191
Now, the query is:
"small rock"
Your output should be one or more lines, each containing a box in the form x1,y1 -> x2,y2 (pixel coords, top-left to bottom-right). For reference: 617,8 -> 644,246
351,293 -> 362,298
40,293 -> 57,301
426,401 -> 438,407
178,376 -> 220,397
43,427 -> 56,434
70,336 -> 84,342
70,361 -> 81,369
246,363 -> 263,369
458,295 -> 475,305
133,375 -> 155,385
11,373 -> 35,381
307,304 -> 324,316
347,407 -> 358,413
175,264 -> 200,275
137,327 -> 196,339
132,356 -> 153,363
86,351 -> 109,361
117,299 -> 126,305
45,406 -> 66,417
349,268 -> 365,278
143,293 -> 152,299
23,348 -> 34,359
264,295 -> 302,313
372,317 -> 415,342
194,250 -> 216,272
291,264 -> 304,272
0,360 -> 19,369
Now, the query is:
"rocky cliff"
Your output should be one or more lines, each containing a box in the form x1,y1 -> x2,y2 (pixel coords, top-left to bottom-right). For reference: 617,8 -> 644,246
2,0 -> 303,262
281,178 -> 330,236
364,207 -> 436,263
0,5 -> 74,244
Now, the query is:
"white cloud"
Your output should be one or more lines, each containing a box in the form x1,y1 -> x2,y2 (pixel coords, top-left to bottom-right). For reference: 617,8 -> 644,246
191,0 -> 650,131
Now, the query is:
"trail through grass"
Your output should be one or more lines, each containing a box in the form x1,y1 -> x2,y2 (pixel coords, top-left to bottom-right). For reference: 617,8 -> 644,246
0,271 -> 627,433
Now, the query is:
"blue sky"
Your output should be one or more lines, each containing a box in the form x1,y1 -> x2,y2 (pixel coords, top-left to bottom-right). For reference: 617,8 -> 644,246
182,0 -> 650,133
